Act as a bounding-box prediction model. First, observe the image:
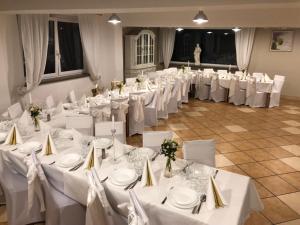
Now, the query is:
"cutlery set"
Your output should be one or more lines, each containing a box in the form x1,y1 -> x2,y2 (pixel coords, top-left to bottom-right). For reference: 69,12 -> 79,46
124,175 -> 142,190
69,161 -> 84,171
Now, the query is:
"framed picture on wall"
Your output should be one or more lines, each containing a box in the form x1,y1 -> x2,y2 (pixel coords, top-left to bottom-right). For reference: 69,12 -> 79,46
270,30 -> 294,52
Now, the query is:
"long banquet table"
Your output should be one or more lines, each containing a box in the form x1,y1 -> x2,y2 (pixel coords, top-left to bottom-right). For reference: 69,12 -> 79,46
0,129 -> 263,225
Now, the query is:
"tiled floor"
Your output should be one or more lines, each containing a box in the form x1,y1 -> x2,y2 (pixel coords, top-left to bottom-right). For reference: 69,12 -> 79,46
1,98 -> 300,225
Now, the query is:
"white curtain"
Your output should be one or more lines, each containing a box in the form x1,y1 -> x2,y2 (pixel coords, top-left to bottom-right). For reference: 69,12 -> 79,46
78,14 -> 102,82
235,28 -> 256,71
19,15 -> 49,91
159,28 -> 176,69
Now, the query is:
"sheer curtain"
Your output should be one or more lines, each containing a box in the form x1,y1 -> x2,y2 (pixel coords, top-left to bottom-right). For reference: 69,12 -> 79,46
235,28 -> 256,71
159,28 -> 176,68
78,14 -> 102,81
19,15 -> 49,91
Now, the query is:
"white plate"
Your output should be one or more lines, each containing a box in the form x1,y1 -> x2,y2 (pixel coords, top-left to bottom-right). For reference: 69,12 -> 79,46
0,132 -> 7,143
94,138 -> 112,149
168,187 -> 199,209
56,153 -> 82,168
137,147 -> 155,158
18,141 -> 42,154
110,168 -> 137,186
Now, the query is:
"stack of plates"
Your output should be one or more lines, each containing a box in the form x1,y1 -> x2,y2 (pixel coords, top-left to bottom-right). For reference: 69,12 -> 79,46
0,132 -> 7,143
110,168 -> 137,186
167,187 -> 199,209
56,153 -> 82,168
94,138 -> 112,149
18,142 -> 42,154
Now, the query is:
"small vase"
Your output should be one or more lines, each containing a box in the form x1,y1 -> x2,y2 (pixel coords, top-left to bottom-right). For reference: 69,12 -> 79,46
119,88 -> 123,95
33,117 -> 40,132
164,158 -> 173,178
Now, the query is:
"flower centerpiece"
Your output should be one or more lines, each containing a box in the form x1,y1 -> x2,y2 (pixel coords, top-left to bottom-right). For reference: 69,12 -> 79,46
161,139 -> 178,178
91,84 -> 100,97
116,82 -> 124,95
28,104 -> 42,131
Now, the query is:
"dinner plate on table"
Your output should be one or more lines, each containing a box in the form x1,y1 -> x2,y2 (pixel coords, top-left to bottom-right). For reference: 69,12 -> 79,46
137,147 -> 155,158
167,187 -> 199,209
0,132 -> 7,143
56,153 -> 82,168
94,138 -> 113,149
18,141 -> 42,154
109,168 -> 137,186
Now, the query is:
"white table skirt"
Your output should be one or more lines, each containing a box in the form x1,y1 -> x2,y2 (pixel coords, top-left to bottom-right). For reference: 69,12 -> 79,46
0,135 -> 263,225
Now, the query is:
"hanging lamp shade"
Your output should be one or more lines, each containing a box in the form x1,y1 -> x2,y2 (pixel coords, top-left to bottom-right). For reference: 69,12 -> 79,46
192,11 -> 208,24
108,13 -> 121,24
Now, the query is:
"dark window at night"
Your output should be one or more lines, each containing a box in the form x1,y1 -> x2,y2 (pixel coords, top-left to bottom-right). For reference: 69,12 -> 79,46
171,29 -> 237,65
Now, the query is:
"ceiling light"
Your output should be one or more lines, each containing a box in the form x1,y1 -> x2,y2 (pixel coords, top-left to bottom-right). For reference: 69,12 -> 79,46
176,28 -> 184,32
232,27 -> 241,32
207,31 -> 212,34
108,13 -> 121,25
192,11 -> 208,24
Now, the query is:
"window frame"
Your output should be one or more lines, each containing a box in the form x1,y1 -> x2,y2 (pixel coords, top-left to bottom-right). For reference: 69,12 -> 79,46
42,16 -> 84,81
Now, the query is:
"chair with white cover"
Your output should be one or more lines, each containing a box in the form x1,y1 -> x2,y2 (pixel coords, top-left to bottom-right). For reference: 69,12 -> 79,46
196,74 -> 211,100
128,95 -> 145,136
111,99 -> 129,122
46,95 -> 55,109
0,151 -> 44,225
144,90 -> 160,127
228,76 -> 246,105
245,77 -> 267,108
235,71 -> 244,77
68,90 -> 77,103
183,139 -> 216,167
217,70 -> 228,75
203,68 -> 214,76
128,189 -> 149,225
95,121 -> 126,144
252,72 -> 264,81
158,85 -> 172,119
143,131 -> 173,152
8,102 -> 23,119
66,115 -> 94,136
210,74 -> 226,102
269,75 -> 285,108
167,79 -> 181,114
31,152 -> 86,225
181,77 -> 191,104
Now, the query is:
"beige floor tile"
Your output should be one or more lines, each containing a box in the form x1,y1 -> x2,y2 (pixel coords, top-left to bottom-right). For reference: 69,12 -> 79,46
168,123 -> 188,131
215,154 -> 234,167
244,212 -> 272,225
225,125 -> 248,132
230,140 -> 258,151
219,133 -> 244,141
257,176 -> 298,195
216,143 -> 239,153
282,127 -> 300,135
282,120 -> 300,127
283,110 -> 300,115
280,157 -> 300,171
265,147 -> 295,159
175,130 -> 198,139
245,149 -> 276,161
280,172 -> 300,190
278,192 -> 300,215
184,112 -> 203,117
193,128 -> 214,136
253,180 -> 274,199
0,206 -> 7,223
283,105 -> 300,110
237,108 -> 256,113
281,145 -> 300,156
220,165 -> 247,176
277,219 -> 300,225
262,197 -> 300,224
192,107 -> 209,112
259,160 -> 296,174
238,163 -> 274,178
223,152 -> 255,164
249,139 -> 274,148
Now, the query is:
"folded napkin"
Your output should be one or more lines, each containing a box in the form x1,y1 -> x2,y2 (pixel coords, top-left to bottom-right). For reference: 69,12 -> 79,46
128,190 -> 149,225
4,123 -> 23,145
141,158 -> 157,187
206,176 -> 227,210
84,142 -> 101,170
41,133 -> 58,155
55,102 -> 64,115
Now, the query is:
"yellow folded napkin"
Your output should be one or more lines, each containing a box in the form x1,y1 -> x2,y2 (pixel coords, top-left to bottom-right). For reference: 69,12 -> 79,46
141,158 -> 157,187
83,142 -> 101,170
4,124 -> 23,145
42,133 -> 58,155
206,175 -> 227,209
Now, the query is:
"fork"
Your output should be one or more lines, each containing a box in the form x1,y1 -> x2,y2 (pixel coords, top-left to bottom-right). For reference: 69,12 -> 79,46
69,161 -> 84,171
124,175 -> 142,191
192,194 -> 206,214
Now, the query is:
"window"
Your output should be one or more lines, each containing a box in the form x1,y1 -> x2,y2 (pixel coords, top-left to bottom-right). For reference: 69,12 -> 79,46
171,29 -> 237,65
136,31 -> 155,66
43,17 -> 83,79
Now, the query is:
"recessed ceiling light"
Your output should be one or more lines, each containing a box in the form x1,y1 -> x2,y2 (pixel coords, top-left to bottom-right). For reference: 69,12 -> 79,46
207,31 -> 213,34
192,11 -> 208,24
224,32 -> 229,35
232,27 -> 241,32
176,28 -> 184,32
108,13 -> 121,25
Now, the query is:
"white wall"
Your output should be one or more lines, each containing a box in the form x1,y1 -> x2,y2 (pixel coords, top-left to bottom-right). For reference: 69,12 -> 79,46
0,14 -> 123,111
248,28 -> 300,98
0,15 -> 24,112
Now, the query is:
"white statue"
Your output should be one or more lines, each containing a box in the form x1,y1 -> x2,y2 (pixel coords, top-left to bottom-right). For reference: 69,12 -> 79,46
194,43 -> 201,66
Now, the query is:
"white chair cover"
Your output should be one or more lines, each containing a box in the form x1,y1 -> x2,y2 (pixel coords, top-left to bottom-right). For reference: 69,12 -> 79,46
203,68 -> 214,76
229,76 -> 246,106
46,95 -> 55,109
66,115 -> 94,136
128,95 -> 145,136
181,77 -> 191,103
210,74 -> 226,103
143,131 -> 173,152
246,77 -> 267,108
95,121 -> 126,144
252,72 -> 264,82
90,103 -> 111,122
111,100 -> 129,122
183,139 -> 216,167
68,90 -> 77,103
235,71 -> 244,77
128,190 -> 149,225
217,70 -> 228,75
167,79 -> 181,114
197,74 -> 211,101
144,90 -> 160,127
269,75 -> 285,108
158,85 -> 172,119
8,102 -> 23,119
